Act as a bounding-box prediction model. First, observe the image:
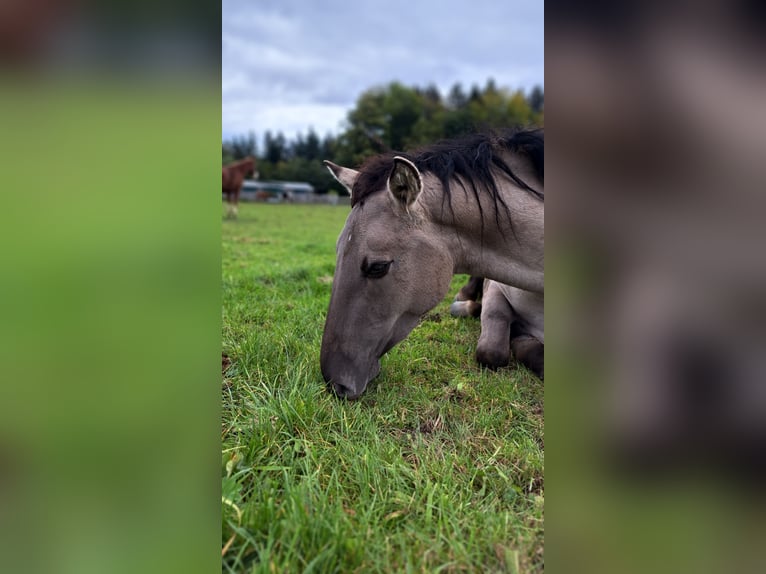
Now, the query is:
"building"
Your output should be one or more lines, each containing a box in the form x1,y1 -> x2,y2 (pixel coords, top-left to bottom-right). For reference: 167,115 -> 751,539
238,180 -> 314,202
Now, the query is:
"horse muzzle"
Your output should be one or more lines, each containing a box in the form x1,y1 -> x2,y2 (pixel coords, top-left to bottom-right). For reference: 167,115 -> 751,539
320,353 -> 380,400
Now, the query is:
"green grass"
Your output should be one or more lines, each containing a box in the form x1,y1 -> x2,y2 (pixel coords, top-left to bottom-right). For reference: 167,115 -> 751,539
222,203 -> 544,573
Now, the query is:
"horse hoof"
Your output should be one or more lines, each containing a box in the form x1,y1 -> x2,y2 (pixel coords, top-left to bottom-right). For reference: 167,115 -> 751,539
510,336 -> 544,379
475,348 -> 510,370
450,301 -> 481,318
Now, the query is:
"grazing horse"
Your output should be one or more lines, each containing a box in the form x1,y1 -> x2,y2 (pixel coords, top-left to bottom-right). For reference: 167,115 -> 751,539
222,157 -> 256,218
321,129 -> 544,399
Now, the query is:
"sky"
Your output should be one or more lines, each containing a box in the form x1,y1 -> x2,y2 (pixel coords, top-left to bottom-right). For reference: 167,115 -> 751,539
222,0 -> 544,141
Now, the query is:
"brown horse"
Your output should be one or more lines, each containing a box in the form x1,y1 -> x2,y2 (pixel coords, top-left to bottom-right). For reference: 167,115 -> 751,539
222,157 -> 257,218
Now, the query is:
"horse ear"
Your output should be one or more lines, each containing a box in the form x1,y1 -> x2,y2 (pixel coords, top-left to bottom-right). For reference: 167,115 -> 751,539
387,156 -> 422,209
324,160 -> 358,197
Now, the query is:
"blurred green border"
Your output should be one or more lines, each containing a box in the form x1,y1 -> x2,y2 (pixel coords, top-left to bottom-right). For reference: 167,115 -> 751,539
0,83 -> 221,574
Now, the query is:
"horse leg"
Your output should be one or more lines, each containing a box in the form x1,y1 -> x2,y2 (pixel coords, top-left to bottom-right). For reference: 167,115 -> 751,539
475,280 -> 513,369
456,276 -> 484,301
510,322 -> 544,380
450,276 -> 484,318
504,286 -> 544,379
476,280 -> 545,379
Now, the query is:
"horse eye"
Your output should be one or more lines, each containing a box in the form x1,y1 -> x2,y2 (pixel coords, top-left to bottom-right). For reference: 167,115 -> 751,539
361,259 -> 393,279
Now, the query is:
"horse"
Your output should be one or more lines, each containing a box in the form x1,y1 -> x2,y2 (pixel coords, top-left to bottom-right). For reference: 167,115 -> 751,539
321,129 -> 544,399
222,157 -> 257,218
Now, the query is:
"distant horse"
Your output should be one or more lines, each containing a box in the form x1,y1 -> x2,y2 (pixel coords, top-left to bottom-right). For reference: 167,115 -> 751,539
321,129 -> 544,399
222,157 -> 256,218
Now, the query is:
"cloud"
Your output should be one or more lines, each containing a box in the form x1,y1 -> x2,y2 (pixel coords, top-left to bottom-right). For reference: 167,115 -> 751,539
222,0 -> 543,140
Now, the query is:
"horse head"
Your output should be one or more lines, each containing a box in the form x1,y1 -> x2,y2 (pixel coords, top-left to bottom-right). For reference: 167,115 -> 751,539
320,158 -> 454,399
244,156 -> 257,178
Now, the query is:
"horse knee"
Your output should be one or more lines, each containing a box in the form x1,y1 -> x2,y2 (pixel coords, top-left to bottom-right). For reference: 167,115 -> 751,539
511,336 -> 544,379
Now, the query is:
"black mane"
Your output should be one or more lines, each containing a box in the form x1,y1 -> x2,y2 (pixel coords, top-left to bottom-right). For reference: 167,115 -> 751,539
351,129 -> 544,214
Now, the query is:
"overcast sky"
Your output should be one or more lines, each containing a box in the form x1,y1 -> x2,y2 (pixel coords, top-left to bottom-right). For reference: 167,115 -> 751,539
222,0 -> 543,141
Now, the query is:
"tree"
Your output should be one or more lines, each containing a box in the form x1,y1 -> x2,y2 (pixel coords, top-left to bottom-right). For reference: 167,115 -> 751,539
304,128 -> 321,161
236,131 -> 258,158
263,131 -> 287,164
320,133 -> 336,162
382,82 -> 424,150
222,78 -> 541,190
423,84 -> 442,105
222,143 -> 235,165
506,90 -> 533,125
291,132 -> 306,160
468,84 -> 482,103
334,87 -> 389,166
222,131 -> 257,163
528,85 -> 544,114
447,83 -> 467,110
484,78 -> 499,96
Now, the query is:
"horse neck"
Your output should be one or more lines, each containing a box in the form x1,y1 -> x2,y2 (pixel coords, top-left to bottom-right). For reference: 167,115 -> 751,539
238,160 -> 252,172
423,175 -> 544,294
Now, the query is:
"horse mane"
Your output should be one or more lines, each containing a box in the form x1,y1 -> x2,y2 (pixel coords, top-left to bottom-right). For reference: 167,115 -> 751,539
351,129 -> 543,234
225,156 -> 255,168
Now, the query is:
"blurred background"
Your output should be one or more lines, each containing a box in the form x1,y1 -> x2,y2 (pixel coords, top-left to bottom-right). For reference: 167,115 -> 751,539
546,1 -> 766,573
0,1 -> 220,574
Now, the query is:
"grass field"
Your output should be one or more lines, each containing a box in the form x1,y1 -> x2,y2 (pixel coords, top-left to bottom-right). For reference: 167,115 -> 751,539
222,203 -> 544,573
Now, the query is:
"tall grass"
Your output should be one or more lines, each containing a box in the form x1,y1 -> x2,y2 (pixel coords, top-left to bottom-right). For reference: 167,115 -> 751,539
222,203 -> 543,573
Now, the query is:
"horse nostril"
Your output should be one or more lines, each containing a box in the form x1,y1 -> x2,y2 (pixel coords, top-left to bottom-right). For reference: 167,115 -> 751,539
331,382 -> 346,396
329,382 -> 360,400
328,380 -> 347,396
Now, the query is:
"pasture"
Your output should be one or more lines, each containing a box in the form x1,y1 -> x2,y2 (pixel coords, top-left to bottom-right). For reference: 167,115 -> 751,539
222,203 -> 544,572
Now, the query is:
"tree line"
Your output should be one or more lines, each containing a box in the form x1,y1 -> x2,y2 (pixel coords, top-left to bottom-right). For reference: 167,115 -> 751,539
222,80 -> 543,195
